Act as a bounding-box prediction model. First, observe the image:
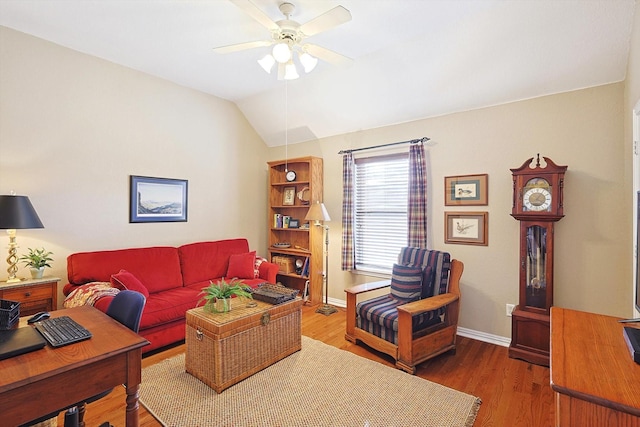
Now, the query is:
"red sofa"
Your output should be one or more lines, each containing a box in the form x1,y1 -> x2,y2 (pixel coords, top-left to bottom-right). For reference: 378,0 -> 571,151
63,238 -> 279,353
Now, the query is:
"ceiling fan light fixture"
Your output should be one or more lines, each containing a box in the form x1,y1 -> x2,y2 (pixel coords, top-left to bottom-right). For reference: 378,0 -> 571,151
258,54 -> 276,73
284,61 -> 299,80
299,52 -> 318,73
272,42 -> 292,63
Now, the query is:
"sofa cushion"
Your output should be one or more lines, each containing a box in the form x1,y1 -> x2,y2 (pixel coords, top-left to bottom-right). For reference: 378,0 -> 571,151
139,287 -> 202,330
67,246 -> 183,294
178,239 -> 251,286
226,251 -> 256,279
111,269 -> 150,298
389,264 -> 423,302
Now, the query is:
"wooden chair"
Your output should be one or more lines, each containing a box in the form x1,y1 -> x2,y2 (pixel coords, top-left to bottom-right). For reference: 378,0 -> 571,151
345,248 -> 463,374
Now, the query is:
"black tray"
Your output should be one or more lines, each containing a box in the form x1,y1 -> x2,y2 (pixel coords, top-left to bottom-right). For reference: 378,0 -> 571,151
252,284 -> 299,305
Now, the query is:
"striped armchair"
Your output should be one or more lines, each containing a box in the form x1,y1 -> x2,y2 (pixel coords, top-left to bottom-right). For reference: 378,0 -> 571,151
345,247 -> 464,374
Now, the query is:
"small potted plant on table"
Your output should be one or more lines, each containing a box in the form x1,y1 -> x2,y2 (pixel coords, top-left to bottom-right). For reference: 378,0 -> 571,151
18,247 -> 53,279
198,278 -> 253,313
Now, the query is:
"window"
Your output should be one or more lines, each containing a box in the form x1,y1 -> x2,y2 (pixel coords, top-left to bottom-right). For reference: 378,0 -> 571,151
354,153 -> 408,272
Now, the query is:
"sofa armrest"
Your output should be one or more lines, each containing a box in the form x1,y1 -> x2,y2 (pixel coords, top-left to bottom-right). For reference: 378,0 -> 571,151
258,261 -> 279,284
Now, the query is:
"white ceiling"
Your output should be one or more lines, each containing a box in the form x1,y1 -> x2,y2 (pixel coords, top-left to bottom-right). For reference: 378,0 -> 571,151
0,0 -> 636,146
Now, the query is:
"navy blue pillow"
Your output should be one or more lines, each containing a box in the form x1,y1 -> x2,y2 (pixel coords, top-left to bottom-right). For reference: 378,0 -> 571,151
390,264 -> 423,302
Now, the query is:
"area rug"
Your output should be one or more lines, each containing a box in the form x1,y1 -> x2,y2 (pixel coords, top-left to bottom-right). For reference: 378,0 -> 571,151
139,336 -> 481,426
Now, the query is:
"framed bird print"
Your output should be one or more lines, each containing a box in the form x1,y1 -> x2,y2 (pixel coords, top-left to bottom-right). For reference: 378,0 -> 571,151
444,174 -> 488,206
445,212 -> 488,245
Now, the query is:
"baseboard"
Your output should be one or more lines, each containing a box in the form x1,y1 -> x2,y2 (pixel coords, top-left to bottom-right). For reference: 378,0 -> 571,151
456,326 -> 511,347
328,297 -> 511,348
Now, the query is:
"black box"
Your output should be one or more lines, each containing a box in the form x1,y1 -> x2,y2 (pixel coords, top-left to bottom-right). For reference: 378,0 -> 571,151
623,327 -> 640,364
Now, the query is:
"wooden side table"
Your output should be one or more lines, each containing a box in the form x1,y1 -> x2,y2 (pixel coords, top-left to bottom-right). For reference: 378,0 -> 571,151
0,276 -> 60,316
551,307 -> 640,426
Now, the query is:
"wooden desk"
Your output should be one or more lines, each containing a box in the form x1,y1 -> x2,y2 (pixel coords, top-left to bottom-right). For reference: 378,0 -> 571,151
0,305 -> 149,426
550,307 -> 640,427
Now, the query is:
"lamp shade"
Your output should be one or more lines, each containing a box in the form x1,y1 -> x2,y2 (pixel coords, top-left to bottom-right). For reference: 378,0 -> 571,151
305,201 -> 330,222
0,195 -> 44,229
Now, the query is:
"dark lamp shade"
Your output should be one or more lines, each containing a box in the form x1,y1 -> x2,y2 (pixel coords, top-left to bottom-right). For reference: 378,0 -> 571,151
0,195 -> 44,229
305,201 -> 330,222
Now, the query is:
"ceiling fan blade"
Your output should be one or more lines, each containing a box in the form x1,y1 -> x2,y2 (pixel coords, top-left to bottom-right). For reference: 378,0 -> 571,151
213,40 -> 272,54
299,6 -> 352,37
304,44 -> 352,66
229,0 -> 280,32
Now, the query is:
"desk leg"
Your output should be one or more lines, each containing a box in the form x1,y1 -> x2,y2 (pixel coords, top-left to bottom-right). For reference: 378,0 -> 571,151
125,348 -> 143,427
125,383 -> 140,427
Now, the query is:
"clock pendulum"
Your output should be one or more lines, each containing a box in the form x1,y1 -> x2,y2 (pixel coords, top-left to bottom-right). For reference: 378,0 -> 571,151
509,154 -> 567,366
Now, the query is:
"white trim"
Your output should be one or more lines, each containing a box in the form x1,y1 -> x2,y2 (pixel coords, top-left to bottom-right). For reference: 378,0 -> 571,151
634,98 -> 640,318
457,326 -> 511,347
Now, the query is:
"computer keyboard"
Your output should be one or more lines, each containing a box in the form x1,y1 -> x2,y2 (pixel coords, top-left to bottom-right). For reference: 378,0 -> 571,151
34,316 -> 92,347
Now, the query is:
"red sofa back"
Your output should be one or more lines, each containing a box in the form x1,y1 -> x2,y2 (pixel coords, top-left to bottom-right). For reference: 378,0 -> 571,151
178,239 -> 250,287
67,246 -> 183,293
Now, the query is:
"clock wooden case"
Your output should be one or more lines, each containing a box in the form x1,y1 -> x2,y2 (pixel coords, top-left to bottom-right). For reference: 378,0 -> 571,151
509,154 -> 567,366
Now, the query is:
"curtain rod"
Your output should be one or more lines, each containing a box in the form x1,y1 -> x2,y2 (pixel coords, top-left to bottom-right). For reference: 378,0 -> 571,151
338,136 -> 430,155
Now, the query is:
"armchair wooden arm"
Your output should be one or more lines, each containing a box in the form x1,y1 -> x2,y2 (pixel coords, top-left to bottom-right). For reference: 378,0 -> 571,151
397,292 -> 459,316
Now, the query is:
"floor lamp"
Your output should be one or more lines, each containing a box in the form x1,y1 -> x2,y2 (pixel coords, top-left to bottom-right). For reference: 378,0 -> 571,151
305,201 -> 337,316
0,194 -> 44,283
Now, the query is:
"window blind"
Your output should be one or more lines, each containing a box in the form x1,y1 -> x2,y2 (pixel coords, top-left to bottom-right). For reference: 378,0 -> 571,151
354,153 -> 408,271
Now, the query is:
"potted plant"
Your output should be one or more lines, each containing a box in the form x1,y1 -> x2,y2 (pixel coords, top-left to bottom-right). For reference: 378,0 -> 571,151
198,278 -> 253,313
18,247 -> 53,279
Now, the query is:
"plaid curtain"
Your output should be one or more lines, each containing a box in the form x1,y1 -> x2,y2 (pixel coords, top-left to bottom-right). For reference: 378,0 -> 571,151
407,143 -> 428,248
341,152 -> 355,270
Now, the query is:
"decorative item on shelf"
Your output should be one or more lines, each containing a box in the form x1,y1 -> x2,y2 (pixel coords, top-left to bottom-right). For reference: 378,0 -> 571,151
289,218 -> 300,228
286,170 -> 297,182
0,193 -> 45,283
296,186 -> 310,205
283,187 -> 296,206
283,215 -> 290,228
18,247 -> 53,280
272,242 -> 291,248
305,201 -> 336,315
198,279 -> 253,314
295,258 -> 304,274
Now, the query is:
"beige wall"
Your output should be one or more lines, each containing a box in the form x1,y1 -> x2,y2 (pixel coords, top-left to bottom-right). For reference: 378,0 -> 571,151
0,26 -> 270,304
270,82 -> 628,339
625,1 -> 640,318
1,20 -> 634,341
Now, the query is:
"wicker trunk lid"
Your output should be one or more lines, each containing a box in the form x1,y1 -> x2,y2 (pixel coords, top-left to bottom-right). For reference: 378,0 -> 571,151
185,298 -> 302,393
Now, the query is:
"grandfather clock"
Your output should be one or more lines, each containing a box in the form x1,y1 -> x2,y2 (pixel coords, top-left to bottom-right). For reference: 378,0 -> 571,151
509,154 -> 567,366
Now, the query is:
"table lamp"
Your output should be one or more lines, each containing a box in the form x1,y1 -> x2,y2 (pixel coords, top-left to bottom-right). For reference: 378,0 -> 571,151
305,201 -> 336,315
0,194 -> 44,283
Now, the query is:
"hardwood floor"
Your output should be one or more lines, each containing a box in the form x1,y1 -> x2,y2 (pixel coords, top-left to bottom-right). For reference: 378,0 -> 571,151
65,304 -> 554,426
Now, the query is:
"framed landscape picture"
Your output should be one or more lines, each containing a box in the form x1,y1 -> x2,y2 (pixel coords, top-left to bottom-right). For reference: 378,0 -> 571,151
445,174 -> 488,206
130,175 -> 188,223
445,212 -> 488,246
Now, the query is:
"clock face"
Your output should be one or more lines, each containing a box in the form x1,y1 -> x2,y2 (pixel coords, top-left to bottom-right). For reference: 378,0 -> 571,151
523,187 -> 552,211
286,170 -> 296,182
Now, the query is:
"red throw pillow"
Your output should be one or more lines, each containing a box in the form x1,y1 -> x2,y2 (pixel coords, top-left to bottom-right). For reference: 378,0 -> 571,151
226,251 -> 256,279
110,269 -> 150,298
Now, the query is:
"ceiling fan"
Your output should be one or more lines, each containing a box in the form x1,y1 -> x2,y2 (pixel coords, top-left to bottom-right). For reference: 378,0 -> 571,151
214,0 -> 352,80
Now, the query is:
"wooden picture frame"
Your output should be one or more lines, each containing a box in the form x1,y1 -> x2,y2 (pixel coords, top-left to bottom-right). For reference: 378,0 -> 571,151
445,212 -> 488,246
445,174 -> 488,206
282,187 -> 296,206
130,175 -> 188,223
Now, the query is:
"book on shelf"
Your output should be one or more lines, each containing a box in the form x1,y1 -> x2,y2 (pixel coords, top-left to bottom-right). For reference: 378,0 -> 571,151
301,257 -> 310,278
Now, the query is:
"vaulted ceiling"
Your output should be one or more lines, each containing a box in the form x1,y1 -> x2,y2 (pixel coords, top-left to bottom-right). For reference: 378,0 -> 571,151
0,0 -> 636,146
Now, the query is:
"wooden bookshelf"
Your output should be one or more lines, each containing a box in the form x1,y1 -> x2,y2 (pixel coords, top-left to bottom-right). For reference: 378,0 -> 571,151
268,157 -> 323,305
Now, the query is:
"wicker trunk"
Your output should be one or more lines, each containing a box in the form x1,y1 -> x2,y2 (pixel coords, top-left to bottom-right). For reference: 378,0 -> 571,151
185,298 -> 302,393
